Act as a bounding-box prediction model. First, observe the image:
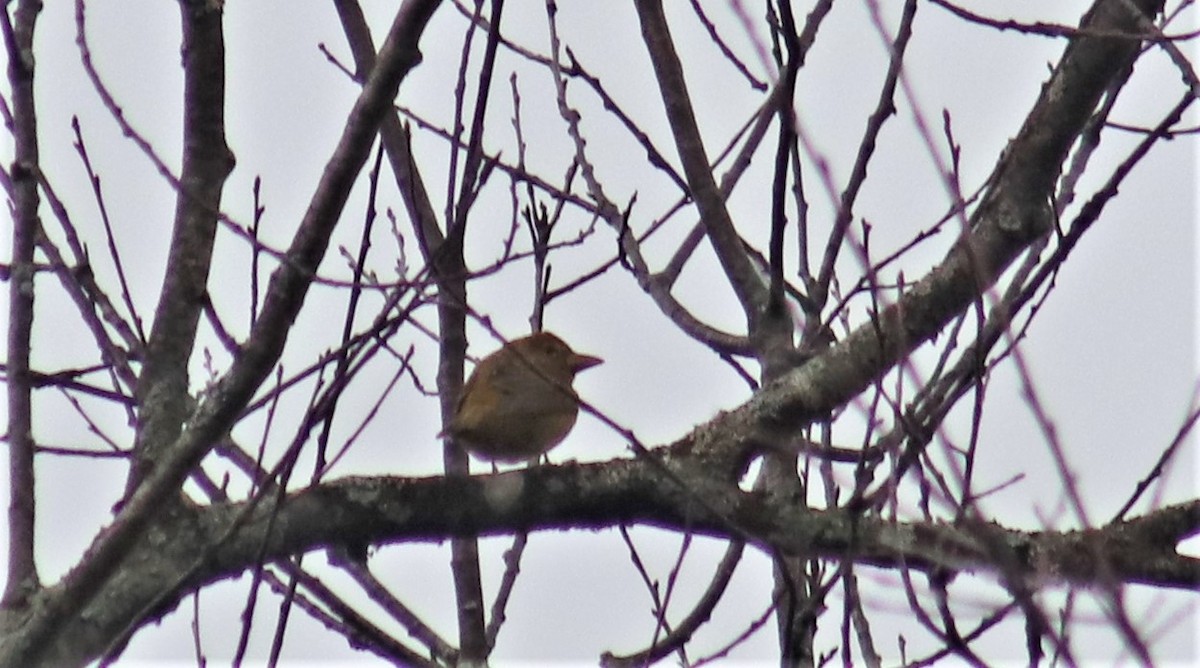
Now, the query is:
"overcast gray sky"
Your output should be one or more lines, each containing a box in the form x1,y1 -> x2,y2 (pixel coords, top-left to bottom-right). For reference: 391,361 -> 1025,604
2,0 -> 1197,664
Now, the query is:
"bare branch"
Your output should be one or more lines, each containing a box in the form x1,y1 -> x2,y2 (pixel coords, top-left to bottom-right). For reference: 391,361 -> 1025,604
2,0 -> 43,606
0,3 -> 443,664
634,0 -> 773,336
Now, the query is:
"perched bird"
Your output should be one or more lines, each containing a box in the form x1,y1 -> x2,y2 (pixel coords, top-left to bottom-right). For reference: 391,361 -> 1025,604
444,332 -> 602,462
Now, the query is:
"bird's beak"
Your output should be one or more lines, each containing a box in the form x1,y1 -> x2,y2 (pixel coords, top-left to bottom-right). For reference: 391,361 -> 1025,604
570,353 -> 603,373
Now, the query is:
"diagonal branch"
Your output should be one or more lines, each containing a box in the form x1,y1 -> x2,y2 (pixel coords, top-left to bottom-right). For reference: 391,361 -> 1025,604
542,1 -> 752,355
709,0 -> 1168,471
634,0 -> 773,337
811,0 -> 918,310
0,3 -> 444,666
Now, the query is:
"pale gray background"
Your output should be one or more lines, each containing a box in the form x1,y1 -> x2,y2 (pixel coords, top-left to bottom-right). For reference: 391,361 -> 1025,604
2,0 -> 1196,664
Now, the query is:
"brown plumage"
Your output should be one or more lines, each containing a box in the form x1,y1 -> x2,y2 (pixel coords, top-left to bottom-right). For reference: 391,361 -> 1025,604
444,332 -> 602,462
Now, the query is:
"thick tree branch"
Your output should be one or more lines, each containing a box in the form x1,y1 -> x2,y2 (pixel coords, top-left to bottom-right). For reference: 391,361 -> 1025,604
23,465 -> 1195,666
699,0 -> 1167,469
2,0 -> 43,607
0,2 -> 443,665
433,0 -> 496,656
262,473 -> 1200,591
130,0 -> 234,491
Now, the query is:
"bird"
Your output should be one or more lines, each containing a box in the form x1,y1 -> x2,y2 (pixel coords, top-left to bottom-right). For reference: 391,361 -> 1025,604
443,332 -> 602,462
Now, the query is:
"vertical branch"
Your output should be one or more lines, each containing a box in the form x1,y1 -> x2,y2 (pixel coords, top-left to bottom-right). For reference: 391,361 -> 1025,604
2,0 -> 43,606
339,0 -> 500,659
768,0 -> 800,316
433,13 -> 492,656
512,74 -> 554,332
429,1 -> 502,659
443,1 -> 485,234
450,0 -> 506,232
249,177 -> 265,326
128,0 -> 234,491
786,0 -> 837,319
445,1 -> 506,660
